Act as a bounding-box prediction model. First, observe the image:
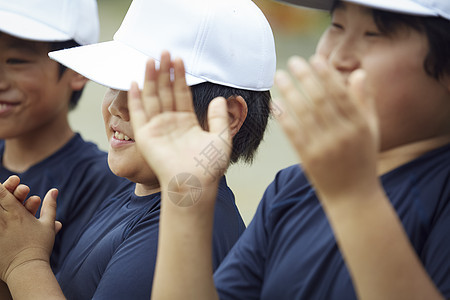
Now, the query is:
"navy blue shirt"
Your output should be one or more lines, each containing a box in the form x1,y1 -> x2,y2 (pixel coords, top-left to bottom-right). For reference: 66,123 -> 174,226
0,134 -> 131,273
55,176 -> 245,300
214,143 -> 450,299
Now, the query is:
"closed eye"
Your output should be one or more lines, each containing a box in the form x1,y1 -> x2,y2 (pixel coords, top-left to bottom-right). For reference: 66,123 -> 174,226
331,22 -> 344,30
6,58 -> 30,64
364,31 -> 382,37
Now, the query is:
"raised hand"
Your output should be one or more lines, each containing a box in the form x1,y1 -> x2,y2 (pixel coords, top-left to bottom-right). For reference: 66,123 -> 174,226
128,51 -> 231,191
274,55 -> 380,200
0,183 -> 60,283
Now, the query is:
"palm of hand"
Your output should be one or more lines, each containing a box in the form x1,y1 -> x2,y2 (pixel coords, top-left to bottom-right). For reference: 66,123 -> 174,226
275,56 -> 380,198
134,110 -> 230,186
129,53 -> 231,190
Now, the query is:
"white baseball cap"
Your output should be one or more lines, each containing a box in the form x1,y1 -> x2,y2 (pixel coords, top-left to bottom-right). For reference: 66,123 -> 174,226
0,0 -> 99,45
275,0 -> 450,20
48,0 -> 276,91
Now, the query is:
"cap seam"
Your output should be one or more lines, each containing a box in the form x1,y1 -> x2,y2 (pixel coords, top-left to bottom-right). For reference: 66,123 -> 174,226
191,3 -> 213,79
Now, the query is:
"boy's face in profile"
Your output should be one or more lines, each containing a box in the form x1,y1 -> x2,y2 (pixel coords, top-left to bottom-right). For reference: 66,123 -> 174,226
315,3 -> 450,152
102,88 -> 159,194
0,33 -> 75,140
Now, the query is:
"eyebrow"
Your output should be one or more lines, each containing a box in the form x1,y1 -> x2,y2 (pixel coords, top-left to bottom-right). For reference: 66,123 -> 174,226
8,43 -> 42,55
4,38 -> 48,56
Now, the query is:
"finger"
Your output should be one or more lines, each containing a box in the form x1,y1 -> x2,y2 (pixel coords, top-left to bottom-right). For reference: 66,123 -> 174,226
0,183 -> 22,212
55,221 -> 63,234
309,54 -> 356,120
129,82 -> 149,133
207,97 -> 229,139
288,56 -> 324,105
141,59 -> 162,117
2,175 -> 21,193
274,70 -> 309,120
274,70 -> 316,140
173,57 -> 194,112
158,51 -> 175,111
272,99 -> 308,152
13,184 -> 30,204
39,189 -> 58,226
287,56 -> 331,128
24,195 -> 41,216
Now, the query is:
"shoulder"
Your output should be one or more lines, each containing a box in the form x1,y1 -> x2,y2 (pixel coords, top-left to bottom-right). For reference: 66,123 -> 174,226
60,133 -> 108,162
262,164 -> 311,204
382,143 -> 450,208
242,164 -> 317,233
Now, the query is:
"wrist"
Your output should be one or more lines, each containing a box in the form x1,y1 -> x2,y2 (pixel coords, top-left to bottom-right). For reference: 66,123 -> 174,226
4,248 -> 50,284
160,173 -> 220,210
5,258 -> 65,300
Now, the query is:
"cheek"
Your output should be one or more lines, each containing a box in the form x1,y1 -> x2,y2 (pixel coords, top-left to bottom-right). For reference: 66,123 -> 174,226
102,99 -> 112,130
102,102 -> 110,123
364,51 -> 425,110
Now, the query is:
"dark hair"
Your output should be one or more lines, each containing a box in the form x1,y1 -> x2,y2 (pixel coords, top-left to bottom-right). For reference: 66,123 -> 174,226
190,82 -> 271,164
50,40 -> 83,110
332,1 -> 450,80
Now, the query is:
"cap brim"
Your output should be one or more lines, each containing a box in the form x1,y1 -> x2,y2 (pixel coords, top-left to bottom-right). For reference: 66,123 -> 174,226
274,0 -> 438,16
49,40 -> 206,91
0,11 -> 71,42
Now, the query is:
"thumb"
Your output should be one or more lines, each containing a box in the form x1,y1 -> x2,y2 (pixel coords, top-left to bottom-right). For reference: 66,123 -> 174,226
55,221 -> 63,234
39,189 -> 58,225
207,97 -> 229,138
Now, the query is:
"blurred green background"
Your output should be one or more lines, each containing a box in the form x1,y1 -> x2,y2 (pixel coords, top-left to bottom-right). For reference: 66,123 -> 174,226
69,0 -> 330,225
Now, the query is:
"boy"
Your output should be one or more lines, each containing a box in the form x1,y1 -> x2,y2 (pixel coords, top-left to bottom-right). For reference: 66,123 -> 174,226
0,0 -> 276,299
122,0 -> 448,299
0,0 -> 129,277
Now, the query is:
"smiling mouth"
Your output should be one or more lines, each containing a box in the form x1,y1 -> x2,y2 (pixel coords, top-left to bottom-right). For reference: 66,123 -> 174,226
114,131 -> 133,141
0,102 -> 18,115
0,102 -> 17,109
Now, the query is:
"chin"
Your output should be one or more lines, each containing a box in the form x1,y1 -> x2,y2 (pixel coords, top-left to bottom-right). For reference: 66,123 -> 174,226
107,155 -> 131,179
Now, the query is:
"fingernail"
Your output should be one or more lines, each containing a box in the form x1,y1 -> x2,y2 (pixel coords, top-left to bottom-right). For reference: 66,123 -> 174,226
51,189 -> 59,199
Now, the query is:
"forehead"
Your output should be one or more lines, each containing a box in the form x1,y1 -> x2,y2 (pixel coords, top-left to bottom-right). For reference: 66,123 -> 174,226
333,2 -> 373,16
0,32 -> 50,54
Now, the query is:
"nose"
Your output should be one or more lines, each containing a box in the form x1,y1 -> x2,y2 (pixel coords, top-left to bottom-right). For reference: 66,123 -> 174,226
328,38 -> 361,75
108,90 -> 130,121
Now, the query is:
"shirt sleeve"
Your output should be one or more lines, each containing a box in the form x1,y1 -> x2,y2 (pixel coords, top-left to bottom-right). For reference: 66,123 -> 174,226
213,175 -> 280,300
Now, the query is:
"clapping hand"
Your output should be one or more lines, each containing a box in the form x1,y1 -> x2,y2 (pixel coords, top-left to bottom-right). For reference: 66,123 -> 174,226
275,55 -> 380,200
0,176 -> 60,283
128,52 -> 232,196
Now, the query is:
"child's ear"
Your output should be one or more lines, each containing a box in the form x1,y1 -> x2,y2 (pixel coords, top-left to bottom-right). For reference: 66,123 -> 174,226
69,71 -> 89,91
226,95 -> 248,138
